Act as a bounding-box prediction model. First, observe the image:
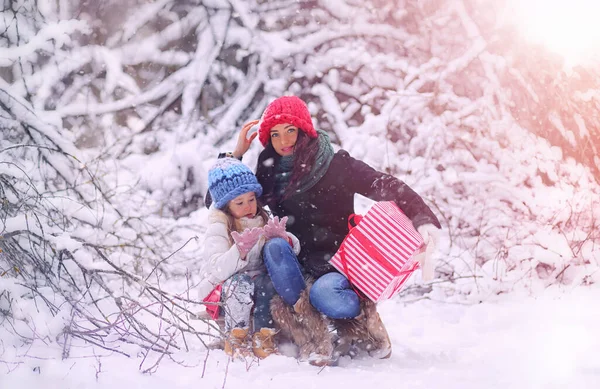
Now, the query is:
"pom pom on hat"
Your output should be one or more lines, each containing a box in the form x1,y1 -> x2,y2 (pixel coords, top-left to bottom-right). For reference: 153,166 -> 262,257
208,158 -> 263,209
258,96 -> 318,146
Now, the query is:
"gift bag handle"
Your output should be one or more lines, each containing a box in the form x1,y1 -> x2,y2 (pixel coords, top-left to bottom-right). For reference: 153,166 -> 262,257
347,213 -> 363,231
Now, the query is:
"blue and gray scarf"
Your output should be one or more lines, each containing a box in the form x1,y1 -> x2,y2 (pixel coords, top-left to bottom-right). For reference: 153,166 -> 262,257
273,130 -> 334,199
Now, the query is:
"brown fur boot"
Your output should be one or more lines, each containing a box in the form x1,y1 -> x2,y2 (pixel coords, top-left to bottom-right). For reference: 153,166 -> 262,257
335,299 -> 392,359
271,289 -> 334,366
252,328 -> 278,359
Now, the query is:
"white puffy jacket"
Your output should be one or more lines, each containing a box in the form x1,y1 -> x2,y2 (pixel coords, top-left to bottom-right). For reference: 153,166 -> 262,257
197,207 -> 301,301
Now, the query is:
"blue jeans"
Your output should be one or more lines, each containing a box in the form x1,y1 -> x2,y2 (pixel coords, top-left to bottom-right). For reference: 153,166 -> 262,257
310,272 -> 360,319
263,238 -> 360,319
263,238 -> 306,306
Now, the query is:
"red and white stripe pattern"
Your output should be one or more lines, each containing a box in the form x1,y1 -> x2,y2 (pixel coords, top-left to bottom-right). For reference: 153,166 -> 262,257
331,202 -> 425,302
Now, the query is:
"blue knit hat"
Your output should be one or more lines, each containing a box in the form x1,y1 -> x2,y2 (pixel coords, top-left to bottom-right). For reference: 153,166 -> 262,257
208,158 -> 263,209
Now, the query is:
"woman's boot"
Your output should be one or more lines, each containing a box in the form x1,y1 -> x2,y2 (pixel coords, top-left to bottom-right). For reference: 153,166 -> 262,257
334,299 -> 392,359
271,288 -> 334,366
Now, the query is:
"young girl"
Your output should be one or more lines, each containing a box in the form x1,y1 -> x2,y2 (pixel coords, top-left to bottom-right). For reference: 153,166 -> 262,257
197,158 -> 301,359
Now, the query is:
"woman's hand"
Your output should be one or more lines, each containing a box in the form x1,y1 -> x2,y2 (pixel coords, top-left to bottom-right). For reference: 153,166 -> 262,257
232,120 -> 260,159
416,224 -> 440,281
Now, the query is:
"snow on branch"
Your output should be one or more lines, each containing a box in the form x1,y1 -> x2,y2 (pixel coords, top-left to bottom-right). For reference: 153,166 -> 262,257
0,19 -> 90,67
1,84 -> 217,370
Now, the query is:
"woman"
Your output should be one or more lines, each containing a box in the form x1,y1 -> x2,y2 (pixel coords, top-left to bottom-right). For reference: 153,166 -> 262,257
212,96 -> 441,365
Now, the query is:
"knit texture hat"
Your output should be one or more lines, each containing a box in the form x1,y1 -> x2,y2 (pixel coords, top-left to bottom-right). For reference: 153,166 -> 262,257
208,158 -> 263,209
258,96 -> 318,146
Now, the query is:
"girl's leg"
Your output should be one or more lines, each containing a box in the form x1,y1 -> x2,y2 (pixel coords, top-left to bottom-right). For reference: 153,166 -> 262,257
252,273 -> 276,330
262,237 -> 306,306
221,273 -> 254,332
251,273 -> 278,358
309,272 -> 361,319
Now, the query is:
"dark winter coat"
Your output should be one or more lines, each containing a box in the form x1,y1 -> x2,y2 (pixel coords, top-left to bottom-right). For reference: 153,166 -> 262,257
255,148 -> 441,278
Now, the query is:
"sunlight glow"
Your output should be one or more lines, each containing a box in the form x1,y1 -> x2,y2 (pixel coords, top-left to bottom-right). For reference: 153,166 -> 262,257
509,0 -> 600,65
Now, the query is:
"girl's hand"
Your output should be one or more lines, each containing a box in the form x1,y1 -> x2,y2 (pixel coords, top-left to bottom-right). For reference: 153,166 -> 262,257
231,227 -> 264,258
232,120 -> 260,159
263,216 -> 289,241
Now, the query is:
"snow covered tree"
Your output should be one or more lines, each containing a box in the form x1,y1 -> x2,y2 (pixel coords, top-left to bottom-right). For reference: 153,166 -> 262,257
1,0 -> 219,369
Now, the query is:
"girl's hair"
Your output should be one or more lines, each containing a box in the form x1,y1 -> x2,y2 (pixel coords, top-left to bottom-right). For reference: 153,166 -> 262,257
283,130 -> 319,199
223,197 -> 270,236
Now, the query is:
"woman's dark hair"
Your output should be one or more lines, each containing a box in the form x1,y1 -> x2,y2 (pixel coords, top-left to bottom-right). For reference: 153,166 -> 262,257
284,130 -> 319,199
256,143 -> 280,206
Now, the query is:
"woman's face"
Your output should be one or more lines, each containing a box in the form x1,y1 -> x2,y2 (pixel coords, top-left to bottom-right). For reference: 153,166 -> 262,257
270,123 -> 298,156
227,192 -> 258,220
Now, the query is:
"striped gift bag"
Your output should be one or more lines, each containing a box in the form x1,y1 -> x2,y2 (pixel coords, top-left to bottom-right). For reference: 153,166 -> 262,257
330,201 -> 425,302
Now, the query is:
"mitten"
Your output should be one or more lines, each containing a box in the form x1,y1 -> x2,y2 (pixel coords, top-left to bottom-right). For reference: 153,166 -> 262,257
416,224 -> 440,281
263,216 -> 289,241
231,227 -> 264,258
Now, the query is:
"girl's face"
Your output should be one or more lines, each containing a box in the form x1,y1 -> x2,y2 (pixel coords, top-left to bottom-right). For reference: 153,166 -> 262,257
270,123 -> 298,156
227,191 -> 258,220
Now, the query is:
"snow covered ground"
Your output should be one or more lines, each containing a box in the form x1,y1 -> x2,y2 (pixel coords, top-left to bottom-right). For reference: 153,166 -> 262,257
3,285 -> 599,389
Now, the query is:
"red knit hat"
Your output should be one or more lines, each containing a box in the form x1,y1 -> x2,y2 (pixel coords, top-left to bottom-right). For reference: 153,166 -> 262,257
258,96 -> 318,146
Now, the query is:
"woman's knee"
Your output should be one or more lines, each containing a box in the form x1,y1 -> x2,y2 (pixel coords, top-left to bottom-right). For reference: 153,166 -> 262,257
313,272 -> 350,290
263,237 -> 292,257
310,273 -> 346,301
263,238 -> 303,279
309,273 -> 360,319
